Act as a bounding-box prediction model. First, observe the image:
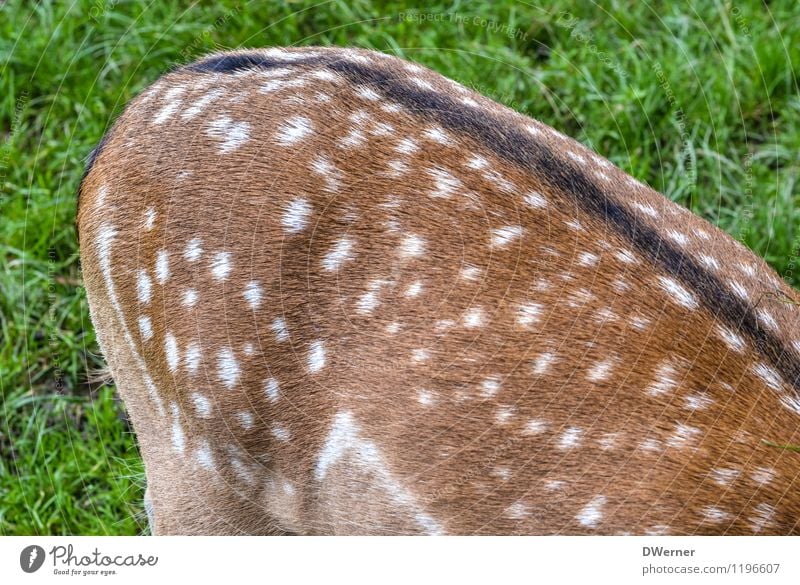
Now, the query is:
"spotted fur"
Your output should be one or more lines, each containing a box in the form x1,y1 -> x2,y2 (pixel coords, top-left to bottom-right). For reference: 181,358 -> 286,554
78,46 -> 800,535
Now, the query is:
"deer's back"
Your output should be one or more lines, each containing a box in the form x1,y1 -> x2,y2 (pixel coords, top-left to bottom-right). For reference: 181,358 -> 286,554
78,47 -> 800,534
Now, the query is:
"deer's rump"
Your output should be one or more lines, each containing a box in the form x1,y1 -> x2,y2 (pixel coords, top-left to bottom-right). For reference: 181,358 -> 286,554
77,47 -> 800,534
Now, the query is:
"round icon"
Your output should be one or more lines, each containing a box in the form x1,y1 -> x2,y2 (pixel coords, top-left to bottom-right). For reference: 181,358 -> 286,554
20,545 -> 46,573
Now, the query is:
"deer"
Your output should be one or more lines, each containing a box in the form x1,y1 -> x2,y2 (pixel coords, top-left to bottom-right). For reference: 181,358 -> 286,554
77,46 -> 800,535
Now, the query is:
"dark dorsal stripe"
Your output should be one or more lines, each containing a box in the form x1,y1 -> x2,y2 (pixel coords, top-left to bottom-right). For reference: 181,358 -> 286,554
181,52 -> 800,397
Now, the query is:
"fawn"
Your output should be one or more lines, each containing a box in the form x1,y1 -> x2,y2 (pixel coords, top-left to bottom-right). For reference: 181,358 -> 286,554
77,46 -> 800,535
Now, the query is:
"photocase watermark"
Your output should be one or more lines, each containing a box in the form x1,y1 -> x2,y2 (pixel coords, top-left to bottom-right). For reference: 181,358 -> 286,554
0,89 -> 28,200
651,61 -> 697,199
555,12 -> 628,80
47,246 -> 67,395
398,12 -> 528,41
737,152 -> 755,247
730,5 -> 752,39
88,0 -> 121,22
178,3 -> 243,64
19,544 -> 158,576
20,545 -> 46,573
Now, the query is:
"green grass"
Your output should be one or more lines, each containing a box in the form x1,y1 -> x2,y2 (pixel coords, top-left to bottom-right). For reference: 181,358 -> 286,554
1,0 -> 798,534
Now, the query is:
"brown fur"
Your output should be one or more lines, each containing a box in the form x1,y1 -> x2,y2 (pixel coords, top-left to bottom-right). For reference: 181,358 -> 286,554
78,47 -> 800,534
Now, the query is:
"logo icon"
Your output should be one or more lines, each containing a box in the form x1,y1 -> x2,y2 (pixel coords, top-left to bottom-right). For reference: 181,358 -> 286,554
20,545 -> 45,573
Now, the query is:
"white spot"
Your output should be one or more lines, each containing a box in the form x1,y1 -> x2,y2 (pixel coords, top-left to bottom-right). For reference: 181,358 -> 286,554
524,419 -> 548,435
243,281 -> 263,310
405,280 -> 423,298
647,361 -> 680,396
195,441 -> 214,471
506,501 -> 530,520
276,116 -> 313,145
144,207 -> 157,230
757,308 -> 778,331
749,503 -> 776,533
728,280 -> 750,300
751,467 -> 775,486
411,77 -> 434,91
738,262 -> 757,277
154,250 -> 170,284
710,468 -> 740,486
587,358 -> 614,383
270,423 -> 291,442
699,254 -> 720,270
138,315 -> 153,341
411,348 -> 430,362
423,126 -> 450,145
532,352 -> 556,375
544,480 -> 566,491
566,151 -> 586,165
165,332 -> 179,372
395,138 -> 419,154
205,116 -> 251,152
137,270 -> 152,304
386,321 -> 401,334
491,225 -> 523,248
181,88 -> 224,120
282,198 -> 312,234
460,264 -> 481,281
635,202 -> 659,217
170,403 -> 185,454
340,128 -> 366,148
183,289 -> 198,308
751,362 -> 783,392
639,438 -> 661,452
184,342 -> 201,375
615,249 -> 637,264
658,276 -> 698,310
523,191 -> 547,209
716,325 -> 745,352
417,389 -> 435,406
153,86 -> 186,124
399,234 -> 426,258
480,376 -> 501,398
272,317 -> 289,342
427,167 -> 462,198
463,307 -> 484,328
217,347 -> 240,388
191,392 -> 211,418
694,228 -> 711,240
576,495 -> 606,528
702,506 -> 731,524
578,251 -> 599,266
466,155 -> 489,170
354,86 -> 380,101
558,427 -> 582,449
237,411 -> 254,430
210,251 -> 232,281
495,405 -> 516,424
517,303 -> 542,327
308,340 -> 326,373
265,377 -> 280,403
322,237 -> 354,271
310,156 -> 342,192
356,280 -> 387,315
598,433 -> 619,450
685,393 -> 713,411
666,230 -> 689,246
565,218 -> 583,231
666,423 -> 701,449
184,237 -> 203,262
